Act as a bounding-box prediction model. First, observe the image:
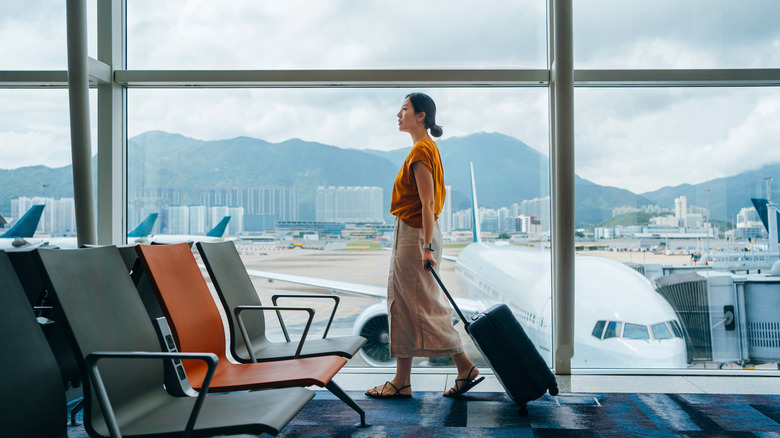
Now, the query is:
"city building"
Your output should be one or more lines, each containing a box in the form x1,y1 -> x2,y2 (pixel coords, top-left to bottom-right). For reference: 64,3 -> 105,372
315,186 -> 384,224
12,197 -> 76,236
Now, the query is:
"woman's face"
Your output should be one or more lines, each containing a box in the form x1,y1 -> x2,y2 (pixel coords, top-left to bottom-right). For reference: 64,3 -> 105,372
397,98 -> 424,133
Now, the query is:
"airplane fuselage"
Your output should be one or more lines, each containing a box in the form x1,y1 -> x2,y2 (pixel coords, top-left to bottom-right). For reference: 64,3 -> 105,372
455,242 -> 688,369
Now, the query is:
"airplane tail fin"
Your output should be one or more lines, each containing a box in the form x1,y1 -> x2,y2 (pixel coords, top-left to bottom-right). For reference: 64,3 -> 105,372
128,213 -> 158,237
0,205 -> 44,238
751,198 -> 780,243
470,162 -> 482,243
206,216 -> 230,237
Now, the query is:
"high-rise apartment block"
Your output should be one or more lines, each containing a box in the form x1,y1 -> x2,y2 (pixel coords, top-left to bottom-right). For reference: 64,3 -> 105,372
315,186 -> 384,223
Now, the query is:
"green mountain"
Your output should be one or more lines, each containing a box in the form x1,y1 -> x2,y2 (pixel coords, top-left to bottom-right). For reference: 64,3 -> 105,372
640,163 -> 780,222
2,130 -> 778,226
128,131 -> 400,220
365,132 -> 654,224
0,165 -> 74,216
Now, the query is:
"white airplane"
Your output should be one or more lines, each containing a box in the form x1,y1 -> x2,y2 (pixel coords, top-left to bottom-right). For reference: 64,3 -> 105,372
147,216 -> 231,244
243,165 -> 688,369
0,205 -> 46,249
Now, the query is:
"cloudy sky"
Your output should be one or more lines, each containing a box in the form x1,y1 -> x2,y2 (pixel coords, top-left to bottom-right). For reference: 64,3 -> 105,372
2,0 -> 780,195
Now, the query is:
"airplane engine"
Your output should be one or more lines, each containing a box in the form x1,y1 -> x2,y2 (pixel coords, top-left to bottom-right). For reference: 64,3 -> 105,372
353,302 -> 395,367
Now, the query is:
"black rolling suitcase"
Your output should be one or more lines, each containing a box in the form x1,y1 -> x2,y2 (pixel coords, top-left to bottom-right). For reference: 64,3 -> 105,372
427,261 -> 558,416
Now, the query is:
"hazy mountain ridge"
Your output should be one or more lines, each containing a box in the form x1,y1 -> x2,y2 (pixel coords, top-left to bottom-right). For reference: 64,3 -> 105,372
640,163 -> 780,225
2,131 -> 778,225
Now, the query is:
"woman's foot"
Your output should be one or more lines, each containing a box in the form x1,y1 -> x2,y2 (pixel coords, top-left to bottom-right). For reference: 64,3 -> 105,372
365,381 -> 412,399
444,366 -> 484,397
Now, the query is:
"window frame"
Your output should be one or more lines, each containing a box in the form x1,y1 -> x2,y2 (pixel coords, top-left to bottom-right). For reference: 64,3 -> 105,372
3,0 -> 779,376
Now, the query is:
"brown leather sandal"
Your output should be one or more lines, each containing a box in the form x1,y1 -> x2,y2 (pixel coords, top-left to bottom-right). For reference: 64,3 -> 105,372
365,381 -> 412,399
444,366 -> 485,397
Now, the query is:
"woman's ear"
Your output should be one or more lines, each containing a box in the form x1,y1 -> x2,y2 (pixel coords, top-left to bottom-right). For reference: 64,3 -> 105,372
416,111 -> 426,122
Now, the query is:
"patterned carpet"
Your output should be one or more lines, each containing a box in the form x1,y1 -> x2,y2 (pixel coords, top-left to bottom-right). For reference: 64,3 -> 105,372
67,391 -> 780,437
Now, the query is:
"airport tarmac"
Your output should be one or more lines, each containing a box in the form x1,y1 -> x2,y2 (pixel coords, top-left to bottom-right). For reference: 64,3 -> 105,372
197,243 -> 751,372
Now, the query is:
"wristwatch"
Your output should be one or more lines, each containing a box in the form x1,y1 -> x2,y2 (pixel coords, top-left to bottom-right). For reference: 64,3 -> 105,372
422,243 -> 435,252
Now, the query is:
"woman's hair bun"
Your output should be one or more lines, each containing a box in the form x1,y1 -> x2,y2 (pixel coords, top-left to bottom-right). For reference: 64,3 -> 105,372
430,124 -> 443,137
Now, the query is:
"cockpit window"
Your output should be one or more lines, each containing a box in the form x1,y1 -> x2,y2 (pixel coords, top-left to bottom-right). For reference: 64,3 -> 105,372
670,320 -> 683,338
624,323 -> 650,339
604,321 -> 622,339
595,320 -> 682,340
592,320 -> 606,339
651,322 -> 674,340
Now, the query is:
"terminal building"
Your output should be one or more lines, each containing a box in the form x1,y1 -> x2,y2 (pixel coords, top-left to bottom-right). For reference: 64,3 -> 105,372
4,1 -> 780,435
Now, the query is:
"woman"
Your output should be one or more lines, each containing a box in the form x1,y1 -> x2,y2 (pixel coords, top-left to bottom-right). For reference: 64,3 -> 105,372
366,92 -> 483,399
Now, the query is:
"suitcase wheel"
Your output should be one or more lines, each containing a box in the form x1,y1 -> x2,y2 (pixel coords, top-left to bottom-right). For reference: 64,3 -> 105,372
518,403 -> 528,417
548,385 -> 559,396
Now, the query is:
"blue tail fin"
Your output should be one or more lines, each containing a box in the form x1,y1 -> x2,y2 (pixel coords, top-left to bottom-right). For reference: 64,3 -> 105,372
750,198 -> 780,243
1,205 -> 45,238
206,216 -> 230,237
470,162 -> 482,243
127,213 -> 158,237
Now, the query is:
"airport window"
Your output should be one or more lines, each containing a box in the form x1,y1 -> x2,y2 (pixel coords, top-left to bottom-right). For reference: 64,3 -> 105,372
0,1 -> 97,69
604,321 -> 622,339
592,320 -> 606,339
6,1 -> 780,376
127,0 -> 547,70
651,322 -> 674,340
574,86 -> 780,370
126,86 -> 551,370
623,323 -> 651,340
573,0 -> 780,69
0,89 -> 95,244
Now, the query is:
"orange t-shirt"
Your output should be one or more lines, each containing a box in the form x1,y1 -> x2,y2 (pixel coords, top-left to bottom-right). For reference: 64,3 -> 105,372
390,138 -> 446,228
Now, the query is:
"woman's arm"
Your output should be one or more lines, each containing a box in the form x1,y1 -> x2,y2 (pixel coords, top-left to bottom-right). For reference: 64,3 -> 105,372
412,161 -> 436,270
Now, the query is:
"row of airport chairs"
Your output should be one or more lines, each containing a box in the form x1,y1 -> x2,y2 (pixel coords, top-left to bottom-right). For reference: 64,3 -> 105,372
0,241 -> 368,437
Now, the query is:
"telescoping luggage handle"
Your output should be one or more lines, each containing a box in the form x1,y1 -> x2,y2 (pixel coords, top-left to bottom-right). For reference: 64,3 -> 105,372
426,260 -> 470,328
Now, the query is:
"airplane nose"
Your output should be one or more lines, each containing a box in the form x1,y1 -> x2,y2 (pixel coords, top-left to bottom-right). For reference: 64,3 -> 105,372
629,346 -> 687,368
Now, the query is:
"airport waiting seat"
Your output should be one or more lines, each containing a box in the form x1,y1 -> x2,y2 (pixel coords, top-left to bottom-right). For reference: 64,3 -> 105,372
33,246 -> 315,437
136,242 -> 369,428
4,246 -> 84,425
115,243 -> 166,320
0,251 -> 67,438
196,240 -> 367,363
5,247 -> 81,387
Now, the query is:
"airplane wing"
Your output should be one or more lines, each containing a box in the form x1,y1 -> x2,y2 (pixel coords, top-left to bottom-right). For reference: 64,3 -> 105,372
244,267 -> 486,317
245,268 -> 387,298
442,255 -> 457,262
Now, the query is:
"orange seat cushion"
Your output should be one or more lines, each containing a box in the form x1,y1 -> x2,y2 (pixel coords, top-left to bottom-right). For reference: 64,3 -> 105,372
136,242 -> 346,391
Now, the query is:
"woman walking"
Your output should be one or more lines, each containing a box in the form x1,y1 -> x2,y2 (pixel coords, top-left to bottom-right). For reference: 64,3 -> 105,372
365,92 -> 483,399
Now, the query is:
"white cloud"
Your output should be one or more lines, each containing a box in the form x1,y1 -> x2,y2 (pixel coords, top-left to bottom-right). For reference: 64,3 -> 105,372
127,0 -> 545,69
574,88 -> 780,193
0,131 -> 70,170
5,1 -> 780,197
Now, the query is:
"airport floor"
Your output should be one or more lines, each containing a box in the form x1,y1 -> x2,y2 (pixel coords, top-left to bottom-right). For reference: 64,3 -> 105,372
66,370 -> 780,437
332,368 -> 780,396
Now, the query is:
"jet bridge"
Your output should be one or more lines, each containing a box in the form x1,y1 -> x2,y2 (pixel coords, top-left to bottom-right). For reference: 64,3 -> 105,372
653,266 -> 780,366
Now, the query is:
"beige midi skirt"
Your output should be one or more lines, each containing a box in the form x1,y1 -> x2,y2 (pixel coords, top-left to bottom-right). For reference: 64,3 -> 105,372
387,218 -> 464,358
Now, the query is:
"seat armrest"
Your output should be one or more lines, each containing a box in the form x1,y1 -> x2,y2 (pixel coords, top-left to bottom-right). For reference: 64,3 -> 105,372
85,351 -> 218,438
272,294 -> 340,339
234,305 -> 315,361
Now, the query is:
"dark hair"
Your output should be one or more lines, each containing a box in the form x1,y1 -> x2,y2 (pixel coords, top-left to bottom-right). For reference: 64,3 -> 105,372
406,92 -> 443,137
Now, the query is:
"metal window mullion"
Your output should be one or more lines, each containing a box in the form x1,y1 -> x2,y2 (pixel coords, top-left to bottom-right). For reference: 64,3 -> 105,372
549,0 -> 575,376
113,69 -> 550,88
97,0 -> 127,245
